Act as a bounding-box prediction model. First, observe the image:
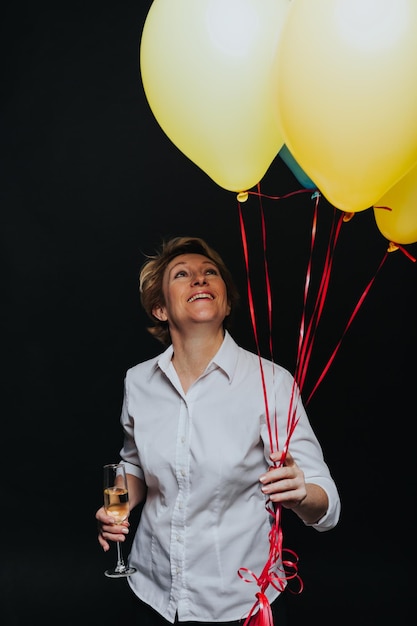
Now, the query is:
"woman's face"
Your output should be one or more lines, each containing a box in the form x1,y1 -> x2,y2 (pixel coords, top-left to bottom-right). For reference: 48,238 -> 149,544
152,253 -> 231,332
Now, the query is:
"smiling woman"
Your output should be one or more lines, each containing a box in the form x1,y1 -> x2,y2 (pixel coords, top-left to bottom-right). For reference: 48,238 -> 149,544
155,254 -> 230,336
139,236 -> 240,346
95,235 -> 340,626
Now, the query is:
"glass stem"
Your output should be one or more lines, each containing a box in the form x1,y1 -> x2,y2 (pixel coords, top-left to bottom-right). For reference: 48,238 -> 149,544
116,542 -> 126,572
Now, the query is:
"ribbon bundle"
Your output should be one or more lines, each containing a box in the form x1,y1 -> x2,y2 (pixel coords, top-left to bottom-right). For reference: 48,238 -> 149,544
236,184 -> 404,625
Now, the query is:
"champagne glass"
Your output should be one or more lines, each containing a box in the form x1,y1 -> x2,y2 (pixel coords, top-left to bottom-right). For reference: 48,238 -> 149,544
103,463 -> 136,578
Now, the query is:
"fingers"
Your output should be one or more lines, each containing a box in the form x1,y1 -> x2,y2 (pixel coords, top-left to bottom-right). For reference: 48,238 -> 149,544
98,532 -> 110,552
259,455 -> 296,486
260,473 -> 295,495
269,449 -> 294,466
260,473 -> 306,507
98,526 -> 129,553
96,506 -> 116,525
259,450 -> 306,506
96,507 -> 130,551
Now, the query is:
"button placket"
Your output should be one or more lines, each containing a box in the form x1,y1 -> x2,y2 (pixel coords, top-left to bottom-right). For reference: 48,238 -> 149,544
169,399 -> 191,603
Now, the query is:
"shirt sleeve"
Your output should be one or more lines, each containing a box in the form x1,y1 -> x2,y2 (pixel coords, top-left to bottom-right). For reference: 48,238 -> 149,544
118,375 -> 145,481
262,367 -> 341,532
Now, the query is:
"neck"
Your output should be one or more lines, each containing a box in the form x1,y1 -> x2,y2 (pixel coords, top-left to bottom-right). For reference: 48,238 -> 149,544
170,327 -> 225,392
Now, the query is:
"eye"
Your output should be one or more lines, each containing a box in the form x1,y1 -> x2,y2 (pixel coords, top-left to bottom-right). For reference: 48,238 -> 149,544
205,267 -> 218,275
174,270 -> 188,278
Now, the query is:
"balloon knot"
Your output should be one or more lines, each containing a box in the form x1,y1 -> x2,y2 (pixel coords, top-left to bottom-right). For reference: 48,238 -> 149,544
342,212 -> 355,222
387,242 -> 399,253
237,191 -> 249,203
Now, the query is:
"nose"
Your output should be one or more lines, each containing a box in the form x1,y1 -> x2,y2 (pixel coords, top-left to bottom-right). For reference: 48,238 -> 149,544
192,272 -> 207,285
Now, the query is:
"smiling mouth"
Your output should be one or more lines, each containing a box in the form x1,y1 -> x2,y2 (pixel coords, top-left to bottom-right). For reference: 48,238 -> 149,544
187,293 -> 214,303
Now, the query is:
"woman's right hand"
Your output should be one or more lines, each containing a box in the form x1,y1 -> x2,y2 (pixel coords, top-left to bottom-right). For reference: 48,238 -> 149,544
96,506 -> 130,552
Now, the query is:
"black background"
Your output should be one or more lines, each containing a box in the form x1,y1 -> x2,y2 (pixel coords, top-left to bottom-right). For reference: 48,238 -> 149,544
2,3 -> 416,624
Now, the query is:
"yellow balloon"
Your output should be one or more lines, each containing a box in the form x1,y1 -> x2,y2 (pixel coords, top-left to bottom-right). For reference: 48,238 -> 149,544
140,0 -> 290,193
274,0 -> 417,212
374,163 -> 417,244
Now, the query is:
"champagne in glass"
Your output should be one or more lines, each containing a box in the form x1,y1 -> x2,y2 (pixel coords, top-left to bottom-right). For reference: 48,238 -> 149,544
103,463 -> 136,578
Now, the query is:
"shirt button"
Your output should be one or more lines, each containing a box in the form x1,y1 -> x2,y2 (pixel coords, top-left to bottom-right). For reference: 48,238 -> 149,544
181,469 -> 186,476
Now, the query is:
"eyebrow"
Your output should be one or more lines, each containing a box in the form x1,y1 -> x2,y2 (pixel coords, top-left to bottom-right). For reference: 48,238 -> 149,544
168,259 -> 216,276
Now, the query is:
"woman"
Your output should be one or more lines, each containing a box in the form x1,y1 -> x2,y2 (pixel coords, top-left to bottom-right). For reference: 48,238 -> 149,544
96,236 -> 341,626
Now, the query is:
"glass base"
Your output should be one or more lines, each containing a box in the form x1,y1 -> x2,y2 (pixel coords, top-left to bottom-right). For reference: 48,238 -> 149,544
104,565 -> 136,578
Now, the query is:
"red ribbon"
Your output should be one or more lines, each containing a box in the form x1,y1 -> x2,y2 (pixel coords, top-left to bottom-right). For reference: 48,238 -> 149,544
236,185 -> 406,625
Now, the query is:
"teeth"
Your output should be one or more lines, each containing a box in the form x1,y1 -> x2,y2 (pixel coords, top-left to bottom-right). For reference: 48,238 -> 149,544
188,293 -> 213,303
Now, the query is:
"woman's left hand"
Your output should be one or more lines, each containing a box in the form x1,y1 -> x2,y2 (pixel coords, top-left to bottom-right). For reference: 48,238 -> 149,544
259,450 -> 307,510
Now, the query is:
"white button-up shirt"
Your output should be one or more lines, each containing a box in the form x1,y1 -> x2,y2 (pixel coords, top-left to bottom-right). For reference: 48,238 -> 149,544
120,332 -> 340,623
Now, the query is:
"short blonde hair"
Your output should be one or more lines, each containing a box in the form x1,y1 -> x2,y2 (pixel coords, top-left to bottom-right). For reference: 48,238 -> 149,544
139,236 -> 240,345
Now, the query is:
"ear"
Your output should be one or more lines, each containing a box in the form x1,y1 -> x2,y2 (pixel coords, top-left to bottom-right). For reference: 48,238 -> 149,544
152,304 -> 168,322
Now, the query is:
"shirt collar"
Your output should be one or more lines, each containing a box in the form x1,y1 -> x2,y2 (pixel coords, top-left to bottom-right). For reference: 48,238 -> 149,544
156,344 -> 174,375
152,330 -> 239,384
210,330 -> 239,383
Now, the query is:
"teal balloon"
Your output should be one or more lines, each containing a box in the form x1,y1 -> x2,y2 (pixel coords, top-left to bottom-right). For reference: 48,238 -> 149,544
279,144 -> 316,189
